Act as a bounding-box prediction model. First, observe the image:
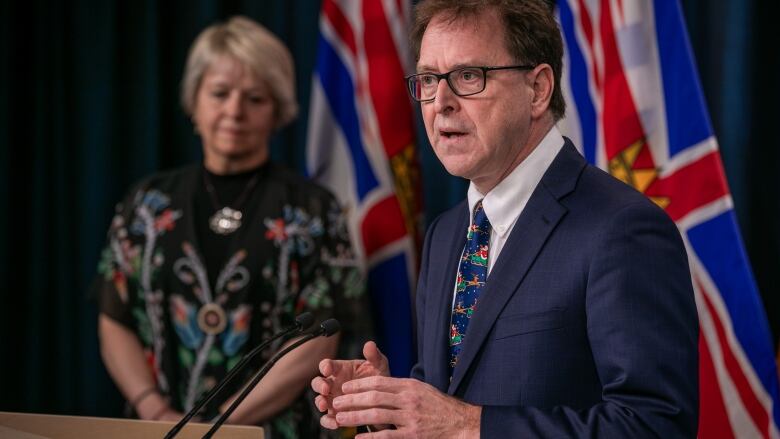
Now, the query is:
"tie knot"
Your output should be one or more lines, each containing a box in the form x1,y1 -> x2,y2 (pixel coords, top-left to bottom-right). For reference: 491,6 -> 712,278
472,200 -> 491,233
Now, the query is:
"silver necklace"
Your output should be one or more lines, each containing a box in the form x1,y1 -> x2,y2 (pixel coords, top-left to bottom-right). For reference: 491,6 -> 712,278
202,170 -> 261,235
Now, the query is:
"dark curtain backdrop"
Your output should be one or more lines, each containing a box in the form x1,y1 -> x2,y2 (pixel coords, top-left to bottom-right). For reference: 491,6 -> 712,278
0,0 -> 776,418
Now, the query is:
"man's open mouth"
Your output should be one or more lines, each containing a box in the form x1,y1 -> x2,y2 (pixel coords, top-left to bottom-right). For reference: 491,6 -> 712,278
441,130 -> 466,138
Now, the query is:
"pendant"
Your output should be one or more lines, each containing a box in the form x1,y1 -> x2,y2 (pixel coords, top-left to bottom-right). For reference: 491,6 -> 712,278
209,207 -> 242,235
197,303 -> 227,335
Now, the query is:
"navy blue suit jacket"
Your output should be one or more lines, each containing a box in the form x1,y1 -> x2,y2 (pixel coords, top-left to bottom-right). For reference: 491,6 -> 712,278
410,140 -> 698,437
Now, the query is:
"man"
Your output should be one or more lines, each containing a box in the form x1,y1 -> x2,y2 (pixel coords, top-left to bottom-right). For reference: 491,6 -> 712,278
311,0 -> 698,437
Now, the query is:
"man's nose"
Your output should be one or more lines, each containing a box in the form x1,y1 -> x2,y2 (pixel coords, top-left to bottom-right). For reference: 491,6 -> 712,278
433,77 -> 458,113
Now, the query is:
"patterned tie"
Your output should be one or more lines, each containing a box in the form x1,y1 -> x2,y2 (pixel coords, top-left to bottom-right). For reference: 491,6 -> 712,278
449,200 -> 491,375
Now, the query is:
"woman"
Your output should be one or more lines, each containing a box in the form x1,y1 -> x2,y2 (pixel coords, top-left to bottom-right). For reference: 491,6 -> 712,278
94,16 -> 368,437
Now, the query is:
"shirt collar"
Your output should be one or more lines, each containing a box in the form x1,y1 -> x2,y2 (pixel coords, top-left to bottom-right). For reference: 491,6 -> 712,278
467,126 -> 565,237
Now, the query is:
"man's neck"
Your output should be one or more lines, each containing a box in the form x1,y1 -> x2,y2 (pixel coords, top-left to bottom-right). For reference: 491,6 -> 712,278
473,118 -> 556,194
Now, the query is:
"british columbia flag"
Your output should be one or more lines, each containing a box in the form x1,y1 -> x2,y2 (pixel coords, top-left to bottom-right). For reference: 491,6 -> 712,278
556,0 -> 780,436
306,0 -> 421,377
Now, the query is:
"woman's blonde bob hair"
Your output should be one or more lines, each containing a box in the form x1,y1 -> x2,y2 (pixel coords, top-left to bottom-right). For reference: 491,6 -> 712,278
181,16 -> 298,129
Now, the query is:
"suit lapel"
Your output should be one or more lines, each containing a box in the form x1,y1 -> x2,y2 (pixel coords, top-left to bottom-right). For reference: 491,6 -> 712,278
447,141 -> 585,394
427,204 -> 468,392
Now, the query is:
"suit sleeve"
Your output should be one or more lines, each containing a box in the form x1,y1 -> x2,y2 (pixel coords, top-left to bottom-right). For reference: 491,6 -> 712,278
481,201 -> 699,438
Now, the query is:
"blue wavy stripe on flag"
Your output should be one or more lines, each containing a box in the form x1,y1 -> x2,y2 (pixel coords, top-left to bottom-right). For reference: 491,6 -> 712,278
558,0 -> 597,165
653,0 -> 714,157
314,33 -> 379,201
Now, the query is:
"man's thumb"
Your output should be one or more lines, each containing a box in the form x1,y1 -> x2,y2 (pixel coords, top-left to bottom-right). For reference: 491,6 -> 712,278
363,341 -> 387,368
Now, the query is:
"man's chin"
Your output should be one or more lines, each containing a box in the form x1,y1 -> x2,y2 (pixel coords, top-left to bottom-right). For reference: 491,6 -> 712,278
433,152 -> 473,177
440,163 -> 474,180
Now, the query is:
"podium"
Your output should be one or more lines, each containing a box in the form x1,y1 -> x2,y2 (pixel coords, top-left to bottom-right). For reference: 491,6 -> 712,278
0,411 -> 263,439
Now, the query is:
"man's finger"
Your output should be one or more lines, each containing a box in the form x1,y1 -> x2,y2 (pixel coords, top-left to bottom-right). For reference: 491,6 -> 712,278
320,358 -> 358,379
318,358 -> 334,377
355,430 -> 398,439
311,376 -> 331,396
319,413 -> 340,430
335,407 -> 399,427
363,341 -> 388,368
342,375 -> 403,394
333,390 -> 402,411
314,394 -> 330,412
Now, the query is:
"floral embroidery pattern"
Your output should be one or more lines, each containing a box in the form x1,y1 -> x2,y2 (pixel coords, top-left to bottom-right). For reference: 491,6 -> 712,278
96,167 -> 369,436
172,243 -> 251,411
98,189 -> 182,393
260,201 -> 363,438
262,205 -> 326,345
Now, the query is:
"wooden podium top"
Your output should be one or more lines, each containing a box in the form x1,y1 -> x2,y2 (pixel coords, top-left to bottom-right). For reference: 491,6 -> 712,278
0,411 -> 263,439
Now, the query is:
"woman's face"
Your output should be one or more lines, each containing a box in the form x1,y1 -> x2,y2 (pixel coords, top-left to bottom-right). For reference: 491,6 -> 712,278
193,56 -> 276,174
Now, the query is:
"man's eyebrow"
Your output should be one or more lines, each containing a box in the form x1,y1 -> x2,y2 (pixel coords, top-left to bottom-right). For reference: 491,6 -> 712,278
415,62 -> 482,73
415,64 -> 436,73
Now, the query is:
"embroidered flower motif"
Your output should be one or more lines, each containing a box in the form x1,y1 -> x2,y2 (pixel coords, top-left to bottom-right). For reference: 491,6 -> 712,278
298,274 -> 332,310
263,205 -> 324,258
155,209 -> 179,232
141,189 -> 171,213
170,294 -> 203,350
222,305 -> 252,356
130,190 -> 182,236
264,218 -> 289,243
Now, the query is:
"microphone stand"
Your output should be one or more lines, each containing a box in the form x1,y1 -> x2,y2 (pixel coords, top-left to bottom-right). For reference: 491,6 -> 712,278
164,312 -> 314,439
203,319 -> 341,439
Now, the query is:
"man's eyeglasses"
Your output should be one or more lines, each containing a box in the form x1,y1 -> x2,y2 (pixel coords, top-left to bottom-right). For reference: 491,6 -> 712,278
405,65 -> 535,102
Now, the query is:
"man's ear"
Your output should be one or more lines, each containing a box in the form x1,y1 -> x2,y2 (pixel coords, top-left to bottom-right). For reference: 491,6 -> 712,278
529,63 -> 554,119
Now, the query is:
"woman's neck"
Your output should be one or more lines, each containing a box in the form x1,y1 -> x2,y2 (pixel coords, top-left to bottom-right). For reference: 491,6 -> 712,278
203,150 -> 269,176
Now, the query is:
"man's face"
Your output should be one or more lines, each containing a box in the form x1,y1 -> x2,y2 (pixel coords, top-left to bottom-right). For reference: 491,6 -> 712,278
418,11 -> 535,193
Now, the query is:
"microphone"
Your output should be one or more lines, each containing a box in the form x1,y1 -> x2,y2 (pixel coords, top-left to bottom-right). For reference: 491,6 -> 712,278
203,319 -> 341,439
164,312 -> 315,439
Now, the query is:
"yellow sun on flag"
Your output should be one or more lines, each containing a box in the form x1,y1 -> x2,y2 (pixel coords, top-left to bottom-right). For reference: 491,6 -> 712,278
607,138 -> 670,210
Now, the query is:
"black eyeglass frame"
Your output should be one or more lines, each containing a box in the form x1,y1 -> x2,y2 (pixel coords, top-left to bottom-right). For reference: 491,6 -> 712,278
405,64 -> 536,102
